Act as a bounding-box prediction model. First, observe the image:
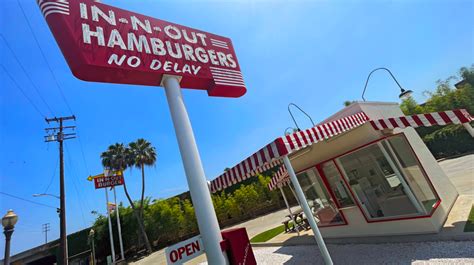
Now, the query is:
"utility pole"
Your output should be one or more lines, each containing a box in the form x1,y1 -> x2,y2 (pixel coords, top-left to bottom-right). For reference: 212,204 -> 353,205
42,223 -> 50,244
45,115 -> 76,265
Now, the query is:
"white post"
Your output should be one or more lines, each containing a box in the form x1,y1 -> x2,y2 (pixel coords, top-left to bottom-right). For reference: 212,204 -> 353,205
105,188 -> 116,263
283,155 -> 333,265
279,186 -> 299,236
113,187 -> 125,261
162,75 -> 228,265
463,123 -> 474,137
288,183 -> 301,205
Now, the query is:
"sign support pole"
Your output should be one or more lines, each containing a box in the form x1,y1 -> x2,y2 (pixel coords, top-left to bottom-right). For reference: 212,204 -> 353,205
162,75 -> 228,265
283,155 -> 333,265
105,188 -> 116,264
113,186 -> 125,261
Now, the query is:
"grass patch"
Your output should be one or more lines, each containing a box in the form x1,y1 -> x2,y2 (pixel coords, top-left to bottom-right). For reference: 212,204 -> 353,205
250,225 -> 286,243
464,205 -> 474,232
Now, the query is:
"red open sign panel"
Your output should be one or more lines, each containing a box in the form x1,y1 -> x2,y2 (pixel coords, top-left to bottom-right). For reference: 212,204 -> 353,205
38,0 -> 246,98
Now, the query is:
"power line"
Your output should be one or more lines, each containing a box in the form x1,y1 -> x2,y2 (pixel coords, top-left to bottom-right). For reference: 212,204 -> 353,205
0,34 -> 55,116
16,1 -> 93,186
75,126 -> 91,176
16,0 -> 74,115
44,156 -> 60,194
1,65 -> 46,118
64,143 -> 88,227
0,191 -> 57,209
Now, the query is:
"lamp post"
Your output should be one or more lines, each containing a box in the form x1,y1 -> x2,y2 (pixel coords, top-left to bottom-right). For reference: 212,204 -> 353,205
2,209 -> 18,265
89,229 -> 96,265
362,67 -> 413,101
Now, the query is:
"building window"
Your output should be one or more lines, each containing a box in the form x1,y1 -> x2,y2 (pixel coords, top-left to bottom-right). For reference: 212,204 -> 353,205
296,168 -> 345,226
319,161 -> 355,208
336,135 -> 440,221
384,135 -> 440,213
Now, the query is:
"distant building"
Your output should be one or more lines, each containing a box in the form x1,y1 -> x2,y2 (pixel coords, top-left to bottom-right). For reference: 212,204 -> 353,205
0,229 -> 91,265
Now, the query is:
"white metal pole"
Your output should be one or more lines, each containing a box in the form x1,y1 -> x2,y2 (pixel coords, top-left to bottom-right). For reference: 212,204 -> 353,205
113,186 -> 125,261
283,155 -> 333,265
288,183 -> 301,205
105,188 -> 116,263
162,75 -> 228,265
279,186 -> 299,236
463,123 -> 474,137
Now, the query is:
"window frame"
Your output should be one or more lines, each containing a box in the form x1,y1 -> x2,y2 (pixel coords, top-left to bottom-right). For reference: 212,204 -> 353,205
294,168 -> 349,228
295,133 -> 441,224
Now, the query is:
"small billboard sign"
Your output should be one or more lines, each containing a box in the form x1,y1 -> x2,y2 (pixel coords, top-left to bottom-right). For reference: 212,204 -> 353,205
165,235 -> 204,264
94,175 -> 124,189
38,0 -> 246,97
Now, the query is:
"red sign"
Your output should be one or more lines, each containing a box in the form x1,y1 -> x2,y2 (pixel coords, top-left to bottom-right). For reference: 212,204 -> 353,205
94,175 -> 124,189
38,0 -> 246,97
221,228 -> 257,265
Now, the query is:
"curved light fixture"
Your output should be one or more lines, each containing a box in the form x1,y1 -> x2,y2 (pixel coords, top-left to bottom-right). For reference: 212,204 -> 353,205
287,103 -> 315,131
362,67 -> 413,101
398,88 -> 413,99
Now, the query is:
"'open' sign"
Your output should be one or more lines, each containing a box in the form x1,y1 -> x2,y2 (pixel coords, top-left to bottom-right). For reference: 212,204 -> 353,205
165,235 -> 204,264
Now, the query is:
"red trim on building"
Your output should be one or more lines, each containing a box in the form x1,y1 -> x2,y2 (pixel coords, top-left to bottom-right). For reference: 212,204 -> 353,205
294,133 -> 442,224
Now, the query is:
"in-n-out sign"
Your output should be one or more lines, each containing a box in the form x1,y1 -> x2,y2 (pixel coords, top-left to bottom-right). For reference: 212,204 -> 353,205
94,175 -> 124,189
165,235 -> 204,264
38,0 -> 246,97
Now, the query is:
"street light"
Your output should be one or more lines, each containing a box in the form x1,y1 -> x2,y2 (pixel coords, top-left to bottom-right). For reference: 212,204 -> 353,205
89,229 -> 96,265
33,193 -> 60,199
2,209 -> 18,265
362,67 -> 413,101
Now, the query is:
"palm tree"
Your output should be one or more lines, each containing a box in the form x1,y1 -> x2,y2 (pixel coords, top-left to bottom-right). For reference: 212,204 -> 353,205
128,139 -> 157,219
101,143 -> 153,253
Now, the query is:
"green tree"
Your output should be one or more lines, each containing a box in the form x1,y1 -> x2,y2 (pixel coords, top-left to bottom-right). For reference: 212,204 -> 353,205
400,65 -> 474,158
101,142 -> 153,253
128,139 -> 158,219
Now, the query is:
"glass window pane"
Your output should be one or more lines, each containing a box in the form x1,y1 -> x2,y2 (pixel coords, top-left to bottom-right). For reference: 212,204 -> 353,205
321,162 -> 355,207
387,135 -> 439,213
296,169 -> 345,226
338,144 -> 421,220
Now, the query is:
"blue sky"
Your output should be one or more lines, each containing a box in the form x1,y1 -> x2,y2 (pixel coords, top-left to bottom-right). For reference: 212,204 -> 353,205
1,0 -> 472,255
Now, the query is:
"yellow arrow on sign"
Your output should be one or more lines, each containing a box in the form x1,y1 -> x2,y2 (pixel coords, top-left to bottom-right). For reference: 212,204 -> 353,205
87,170 -> 123,181
87,173 -> 104,181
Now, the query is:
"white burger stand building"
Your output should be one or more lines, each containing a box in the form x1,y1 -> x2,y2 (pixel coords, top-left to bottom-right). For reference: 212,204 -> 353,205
210,102 -> 473,240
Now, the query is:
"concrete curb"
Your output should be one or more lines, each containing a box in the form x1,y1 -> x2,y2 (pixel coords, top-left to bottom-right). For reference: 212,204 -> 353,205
251,232 -> 474,247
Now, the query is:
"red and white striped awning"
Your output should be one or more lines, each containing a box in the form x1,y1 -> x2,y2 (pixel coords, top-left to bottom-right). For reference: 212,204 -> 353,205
370,109 -> 473,130
268,165 -> 289,191
264,108 -> 474,192
213,108 -> 473,193
210,112 -> 370,193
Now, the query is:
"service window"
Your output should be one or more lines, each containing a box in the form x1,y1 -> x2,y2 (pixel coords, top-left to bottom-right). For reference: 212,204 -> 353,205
320,161 -> 355,208
296,168 -> 346,226
336,135 -> 440,221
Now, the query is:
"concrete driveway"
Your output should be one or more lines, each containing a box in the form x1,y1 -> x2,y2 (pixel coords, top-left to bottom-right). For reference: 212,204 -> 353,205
438,154 -> 474,195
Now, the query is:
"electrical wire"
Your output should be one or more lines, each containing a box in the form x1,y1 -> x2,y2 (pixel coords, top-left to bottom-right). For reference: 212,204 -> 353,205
44,156 -> 59,194
16,1 -> 92,180
16,0 -> 74,115
1,64 -> 46,118
0,34 -> 55,117
64,143 -> 89,227
75,126 -> 91,176
0,191 -> 57,209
